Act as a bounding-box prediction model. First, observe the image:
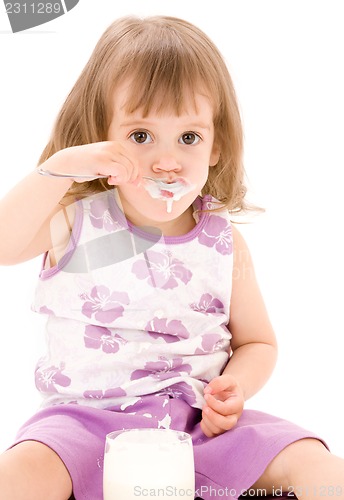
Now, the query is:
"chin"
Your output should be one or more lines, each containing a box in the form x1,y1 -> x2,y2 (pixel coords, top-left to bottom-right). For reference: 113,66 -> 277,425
121,188 -> 198,227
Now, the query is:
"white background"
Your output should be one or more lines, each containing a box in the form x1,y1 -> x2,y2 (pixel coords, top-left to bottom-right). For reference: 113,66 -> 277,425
0,0 -> 343,456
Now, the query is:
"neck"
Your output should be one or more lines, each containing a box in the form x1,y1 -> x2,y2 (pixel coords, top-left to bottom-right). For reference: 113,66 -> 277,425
129,207 -> 196,237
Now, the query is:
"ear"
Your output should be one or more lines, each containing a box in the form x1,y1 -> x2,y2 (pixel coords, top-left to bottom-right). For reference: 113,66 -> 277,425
209,142 -> 220,167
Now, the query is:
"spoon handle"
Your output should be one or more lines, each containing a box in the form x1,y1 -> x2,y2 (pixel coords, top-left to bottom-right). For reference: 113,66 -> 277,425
37,167 -> 108,179
37,167 -> 165,183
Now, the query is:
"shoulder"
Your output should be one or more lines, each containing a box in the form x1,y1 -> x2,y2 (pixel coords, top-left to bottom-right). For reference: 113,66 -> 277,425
231,224 -> 256,283
229,224 -> 276,347
231,224 -> 249,251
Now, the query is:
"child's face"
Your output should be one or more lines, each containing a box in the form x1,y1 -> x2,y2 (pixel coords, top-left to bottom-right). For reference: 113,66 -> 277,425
107,80 -> 219,231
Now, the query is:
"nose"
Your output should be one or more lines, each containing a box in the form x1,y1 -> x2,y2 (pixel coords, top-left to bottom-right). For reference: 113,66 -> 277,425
152,155 -> 182,176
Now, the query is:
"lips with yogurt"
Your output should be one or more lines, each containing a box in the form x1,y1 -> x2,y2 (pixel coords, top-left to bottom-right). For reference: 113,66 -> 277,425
142,177 -> 195,213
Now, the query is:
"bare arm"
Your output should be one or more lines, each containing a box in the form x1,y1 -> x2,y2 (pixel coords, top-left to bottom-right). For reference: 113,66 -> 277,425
0,167 -> 73,264
200,224 -> 278,437
0,141 -> 138,265
223,224 -> 278,399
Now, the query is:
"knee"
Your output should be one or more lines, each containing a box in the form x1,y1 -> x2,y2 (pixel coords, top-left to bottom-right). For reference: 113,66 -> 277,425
281,438 -> 329,480
0,441 -> 73,500
0,446 -> 31,499
251,438 -> 328,493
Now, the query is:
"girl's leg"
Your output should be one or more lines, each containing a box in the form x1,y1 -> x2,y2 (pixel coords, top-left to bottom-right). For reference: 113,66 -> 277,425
0,440 -> 73,500
251,438 -> 344,498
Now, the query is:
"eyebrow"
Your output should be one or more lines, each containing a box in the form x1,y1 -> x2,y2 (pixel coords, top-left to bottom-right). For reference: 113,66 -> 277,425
120,120 -> 211,131
120,120 -> 155,128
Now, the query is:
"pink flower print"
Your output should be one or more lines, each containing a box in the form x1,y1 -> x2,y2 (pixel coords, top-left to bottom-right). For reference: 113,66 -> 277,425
132,250 -> 192,289
38,306 -> 55,315
146,318 -> 190,341
190,293 -> 224,314
83,390 -> 104,400
198,216 -> 232,255
131,356 -> 192,381
194,333 -> 226,355
162,382 -> 197,406
89,198 -> 120,232
104,387 -> 127,398
84,325 -> 126,353
147,331 -> 179,343
35,365 -> 71,393
80,285 -> 129,323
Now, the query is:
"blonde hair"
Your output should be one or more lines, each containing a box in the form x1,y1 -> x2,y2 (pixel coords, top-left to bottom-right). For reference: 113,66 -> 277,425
39,15 -> 250,213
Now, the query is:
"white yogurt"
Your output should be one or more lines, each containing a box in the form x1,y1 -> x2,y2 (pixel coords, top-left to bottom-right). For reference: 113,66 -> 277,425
143,178 -> 195,213
103,429 -> 195,499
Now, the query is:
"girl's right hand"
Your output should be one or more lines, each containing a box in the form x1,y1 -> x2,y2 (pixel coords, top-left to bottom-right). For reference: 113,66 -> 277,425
42,141 -> 139,185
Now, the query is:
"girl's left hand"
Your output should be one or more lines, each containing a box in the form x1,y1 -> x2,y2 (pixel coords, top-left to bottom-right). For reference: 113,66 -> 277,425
200,373 -> 244,438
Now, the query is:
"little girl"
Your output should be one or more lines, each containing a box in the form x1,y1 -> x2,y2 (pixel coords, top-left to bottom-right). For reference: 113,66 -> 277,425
0,15 -> 343,500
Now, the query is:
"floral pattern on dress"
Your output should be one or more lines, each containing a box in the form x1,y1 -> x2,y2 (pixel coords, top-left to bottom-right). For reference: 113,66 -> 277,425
198,216 -> 232,255
195,333 -> 228,355
130,356 -> 192,381
190,293 -> 224,314
109,395 -> 172,423
84,325 -> 127,353
80,285 -> 129,323
89,198 -> 120,232
161,382 -> 197,406
83,387 -> 127,400
131,250 -> 192,289
35,364 -> 71,393
38,306 -> 55,315
146,317 -> 190,341
34,193 -> 233,410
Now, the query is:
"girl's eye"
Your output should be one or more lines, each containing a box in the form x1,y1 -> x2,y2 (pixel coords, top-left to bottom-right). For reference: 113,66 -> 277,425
129,130 -> 152,144
179,132 -> 201,145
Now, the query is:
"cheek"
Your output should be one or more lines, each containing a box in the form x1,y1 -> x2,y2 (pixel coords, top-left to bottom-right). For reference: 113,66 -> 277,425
192,166 -> 209,189
106,120 -> 116,141
117,184 -> 155,211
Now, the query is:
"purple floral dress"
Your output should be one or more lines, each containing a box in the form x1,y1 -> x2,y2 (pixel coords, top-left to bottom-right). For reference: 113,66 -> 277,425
15,189 -> 323,500
33,190 -> 233,412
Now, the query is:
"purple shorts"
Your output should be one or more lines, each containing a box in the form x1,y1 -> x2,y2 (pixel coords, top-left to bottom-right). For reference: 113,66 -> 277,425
13,394 -> 326,499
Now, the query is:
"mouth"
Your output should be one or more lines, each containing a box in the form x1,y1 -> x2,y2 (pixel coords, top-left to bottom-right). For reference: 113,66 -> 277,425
160,189 -> 174,198
158,178 -> 188,196
142,177 -> 195,212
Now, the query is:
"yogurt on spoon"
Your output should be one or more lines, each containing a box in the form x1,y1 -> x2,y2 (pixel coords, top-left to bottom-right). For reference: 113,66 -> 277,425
142,177 -> 195,213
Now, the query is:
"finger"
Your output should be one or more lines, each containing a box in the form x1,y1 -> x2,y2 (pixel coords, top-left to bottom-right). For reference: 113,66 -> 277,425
93,143 -> 136,185
200,418 -> 216,438
202,407 -> 237,436
200,419 -> 218,438
115,152 -> 139,183
204,374 -> 236,396
203,404 -> 239,433
204,393 -> 239,416
201,409 -> 222,437
106,162 -> 135,185
108,142 -> 139,183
